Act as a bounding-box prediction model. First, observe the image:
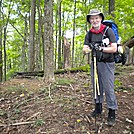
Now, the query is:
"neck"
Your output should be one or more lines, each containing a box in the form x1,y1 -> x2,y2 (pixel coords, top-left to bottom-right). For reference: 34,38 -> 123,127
94,25 -> 100,30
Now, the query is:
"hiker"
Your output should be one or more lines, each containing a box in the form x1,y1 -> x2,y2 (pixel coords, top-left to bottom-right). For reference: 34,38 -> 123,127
83,9 -> 118,126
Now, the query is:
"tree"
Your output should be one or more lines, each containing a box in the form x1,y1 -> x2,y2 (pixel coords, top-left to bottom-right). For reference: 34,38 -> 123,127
28,0 -> 36,71
109,0 -> 115,18
43,0 -> 55,82
0,0 -> 2,82
35,0 -> 43,71
0,0 -> 133,80
63,37 -> 70,68
21,14 -> 28,72
57,0 -> 62,69
71,0 -> 76,67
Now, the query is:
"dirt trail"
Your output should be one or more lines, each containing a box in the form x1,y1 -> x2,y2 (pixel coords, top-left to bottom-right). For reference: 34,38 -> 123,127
0,65 -> 134,134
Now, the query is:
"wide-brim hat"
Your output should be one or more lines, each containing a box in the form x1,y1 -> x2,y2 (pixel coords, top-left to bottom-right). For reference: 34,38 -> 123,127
86,9 -> 104,23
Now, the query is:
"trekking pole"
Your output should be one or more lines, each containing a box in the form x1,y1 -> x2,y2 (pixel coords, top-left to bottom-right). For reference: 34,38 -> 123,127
92,49 -> 100,134
92,49 -> 100,101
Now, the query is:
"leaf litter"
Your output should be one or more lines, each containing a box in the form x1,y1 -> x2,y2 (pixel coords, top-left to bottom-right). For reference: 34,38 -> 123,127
0,65 -> 134,134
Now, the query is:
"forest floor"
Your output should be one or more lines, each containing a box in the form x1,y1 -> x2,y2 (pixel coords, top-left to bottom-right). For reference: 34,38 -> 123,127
0,65 -> 134,134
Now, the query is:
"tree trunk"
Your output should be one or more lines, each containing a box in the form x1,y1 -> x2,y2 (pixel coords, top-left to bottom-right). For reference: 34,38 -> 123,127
2,0 -> 12,81
35,0 -> 43,71
132,47 -> 134,65
21,14 -> 28,72
109,0 -> 115,18
0,2 -> 2,82
54,9 -> 58,69
58,0 -> 62,69
63,37 -> 71,68
72,0 -> 76,67
28,0 -> 36,71
43,0 -> 55,82
3,27 -> 7,81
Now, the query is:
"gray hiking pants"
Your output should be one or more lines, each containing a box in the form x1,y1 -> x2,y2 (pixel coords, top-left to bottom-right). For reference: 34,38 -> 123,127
91,61 -> 118,110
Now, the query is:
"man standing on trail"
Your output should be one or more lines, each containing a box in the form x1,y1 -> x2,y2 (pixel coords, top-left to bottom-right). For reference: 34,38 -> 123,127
83,9 -> 118,126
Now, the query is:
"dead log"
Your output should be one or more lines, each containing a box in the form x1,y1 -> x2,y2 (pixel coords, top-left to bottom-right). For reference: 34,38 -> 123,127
13,65 -> 90,78
123,37 -> 134,49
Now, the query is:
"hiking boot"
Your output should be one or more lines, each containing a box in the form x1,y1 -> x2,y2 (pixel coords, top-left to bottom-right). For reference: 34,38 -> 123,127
89,103 -> 102,117
107,108 -> 116,126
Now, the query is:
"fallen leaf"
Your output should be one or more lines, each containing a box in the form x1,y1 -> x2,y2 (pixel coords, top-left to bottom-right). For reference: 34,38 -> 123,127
126,118 -> 133,123
20,93 -> 25,97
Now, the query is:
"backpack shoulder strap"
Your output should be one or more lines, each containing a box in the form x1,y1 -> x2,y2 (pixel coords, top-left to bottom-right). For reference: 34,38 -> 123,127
101,26 -> 109,40
88,31 -> 92,43
88,26 -> 109,43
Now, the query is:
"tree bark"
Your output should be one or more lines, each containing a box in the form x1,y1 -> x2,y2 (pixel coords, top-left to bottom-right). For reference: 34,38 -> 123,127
0,1 -> 2,82
35,0 -> 43,71
54,8 -> 58,69
21,14 -> 28,72
28,0 -> 36,71
58,0 -> 62,69
63,37 -> 71,68
43,0 -> 55,82
109,0 -> 115,18
72,0 -> 76,67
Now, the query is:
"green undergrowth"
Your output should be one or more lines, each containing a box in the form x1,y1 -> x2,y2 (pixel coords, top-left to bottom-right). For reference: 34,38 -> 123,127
114,79 -> 134,91
55,77 -> 75,85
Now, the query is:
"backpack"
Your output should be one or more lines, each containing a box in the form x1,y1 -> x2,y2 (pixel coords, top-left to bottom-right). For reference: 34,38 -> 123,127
102,20 -> 127,65
102,20 -> 119,42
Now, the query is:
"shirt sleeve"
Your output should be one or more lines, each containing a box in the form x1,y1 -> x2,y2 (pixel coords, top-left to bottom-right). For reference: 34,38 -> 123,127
84,32 -> 90,45
107,28 -> 116,43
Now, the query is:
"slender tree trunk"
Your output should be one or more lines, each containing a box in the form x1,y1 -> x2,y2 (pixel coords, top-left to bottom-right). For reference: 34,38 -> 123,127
21,14 -> 28,71
28,0 -> 36,71
85,0 -> 88,32
43,0 -> 55,82
3,27 -> 6,81
58,0 -> 62,69
0,1 -> 2,82
63,37 -> 70,68
109,0 -> 115,18
132,47 -> 134,65
72,0 -> 76,67
54,9 -> 58,69
62,11 -> 64,67
103,0 -> 107,15
2,0 -> 12,81
35,0 -> 42,71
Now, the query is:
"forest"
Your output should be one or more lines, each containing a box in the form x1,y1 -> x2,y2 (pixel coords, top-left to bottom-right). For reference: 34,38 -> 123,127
0,0 -> 134,134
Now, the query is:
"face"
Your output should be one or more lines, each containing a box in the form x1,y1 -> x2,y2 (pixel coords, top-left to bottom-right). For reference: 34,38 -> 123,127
89,15 -> 102,29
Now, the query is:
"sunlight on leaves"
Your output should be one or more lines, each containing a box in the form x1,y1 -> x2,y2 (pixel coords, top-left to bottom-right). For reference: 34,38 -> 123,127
114,79 -> 122,87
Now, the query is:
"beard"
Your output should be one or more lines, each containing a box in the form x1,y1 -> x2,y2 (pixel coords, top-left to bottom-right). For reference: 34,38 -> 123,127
91,22 -> 101,29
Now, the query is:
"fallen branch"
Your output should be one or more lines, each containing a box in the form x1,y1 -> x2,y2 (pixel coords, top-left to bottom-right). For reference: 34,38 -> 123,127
0,121 -> 35,127
26,112 -> 41,121
70,84 -> 75,90
77,97 -> 92,104
85,115 -> 91,124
